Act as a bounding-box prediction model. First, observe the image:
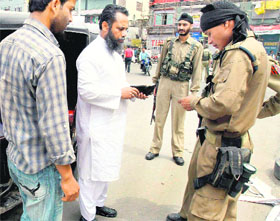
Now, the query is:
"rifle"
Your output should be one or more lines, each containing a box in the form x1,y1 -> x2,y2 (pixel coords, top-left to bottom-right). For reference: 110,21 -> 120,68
196,75 -> 214,144
150,82 -> 159,125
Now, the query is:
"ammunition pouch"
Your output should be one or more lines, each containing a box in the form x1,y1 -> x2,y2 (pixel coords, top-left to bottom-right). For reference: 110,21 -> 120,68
169,65 -> 179,75
160,39 -> 196,82
202,52 -> 210,61
194,136 -> 256,197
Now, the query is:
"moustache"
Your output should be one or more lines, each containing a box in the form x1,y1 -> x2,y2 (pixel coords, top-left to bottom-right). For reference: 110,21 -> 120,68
118,37 -> 125,43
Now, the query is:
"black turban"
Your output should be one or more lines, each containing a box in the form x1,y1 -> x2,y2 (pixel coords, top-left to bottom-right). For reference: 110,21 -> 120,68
200,1 -> 250,43
178,13 -> 193,24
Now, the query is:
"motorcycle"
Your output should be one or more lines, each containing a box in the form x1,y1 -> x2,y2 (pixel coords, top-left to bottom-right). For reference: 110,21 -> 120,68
151,55 -> 159,63
0,11 -> 99,216
141,57 -> 152,76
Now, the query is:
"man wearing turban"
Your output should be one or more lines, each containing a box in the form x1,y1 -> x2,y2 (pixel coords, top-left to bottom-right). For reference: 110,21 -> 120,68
167,1 -> 270,220
145,13 -> 203,166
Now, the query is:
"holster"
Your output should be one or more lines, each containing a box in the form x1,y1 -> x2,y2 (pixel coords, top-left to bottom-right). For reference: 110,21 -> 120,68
194,144 -> 252,192
196,126 -> 206,145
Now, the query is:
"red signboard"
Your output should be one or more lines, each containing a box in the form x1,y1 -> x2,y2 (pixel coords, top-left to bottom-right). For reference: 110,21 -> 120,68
151,40 -> 164,46
250,24 -> 280,32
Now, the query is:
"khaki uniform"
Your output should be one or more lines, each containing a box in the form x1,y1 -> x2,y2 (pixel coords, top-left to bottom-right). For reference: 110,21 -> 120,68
258,58 -> 280,118
179,32 -> 270,220
150,36 -> 203,157
202,48 -> 212,81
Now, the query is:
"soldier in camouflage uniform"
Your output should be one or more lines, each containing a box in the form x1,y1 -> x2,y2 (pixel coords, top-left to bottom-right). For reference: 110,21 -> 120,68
202,44 -> 212,81
145,13 -> 203,166
167,1 -> 270,220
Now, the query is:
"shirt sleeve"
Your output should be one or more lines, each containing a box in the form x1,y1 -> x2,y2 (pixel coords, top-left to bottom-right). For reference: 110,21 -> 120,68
77,55 -> 122,110
191,50 -> 253,120
190,43 -> 203,95
257,92 -> 280,119
36,55 -> 75,165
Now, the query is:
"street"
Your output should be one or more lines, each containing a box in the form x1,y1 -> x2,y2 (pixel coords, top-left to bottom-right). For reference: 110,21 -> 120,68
63,63 -> 280,221
2,62 -> 280,221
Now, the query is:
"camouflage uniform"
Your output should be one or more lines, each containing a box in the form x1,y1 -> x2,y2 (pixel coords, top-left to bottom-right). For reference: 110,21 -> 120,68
202,48 -> 212,81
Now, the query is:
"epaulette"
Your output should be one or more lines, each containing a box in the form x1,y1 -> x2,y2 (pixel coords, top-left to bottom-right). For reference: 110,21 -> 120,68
220,44 -> 258,74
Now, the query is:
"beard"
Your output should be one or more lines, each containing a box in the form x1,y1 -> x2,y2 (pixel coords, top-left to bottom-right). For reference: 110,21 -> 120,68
105,29 -> 123,53
178,28 -> 190,36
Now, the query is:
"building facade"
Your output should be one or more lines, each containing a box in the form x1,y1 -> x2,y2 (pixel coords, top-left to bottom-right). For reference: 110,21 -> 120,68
0,0 -> 28,11
147,0 -> 280,58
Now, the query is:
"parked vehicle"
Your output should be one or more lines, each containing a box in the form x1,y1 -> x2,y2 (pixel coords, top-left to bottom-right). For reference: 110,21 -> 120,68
0,11 -> 99,215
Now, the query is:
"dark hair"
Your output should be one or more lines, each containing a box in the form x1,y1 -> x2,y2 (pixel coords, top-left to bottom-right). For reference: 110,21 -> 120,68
99,4 -> 129,30
29,0 -> 68,12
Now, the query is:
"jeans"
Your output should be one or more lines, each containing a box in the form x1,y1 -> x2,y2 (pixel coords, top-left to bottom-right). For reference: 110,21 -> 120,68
8,160 -> 63,221
125,57 -> 132,73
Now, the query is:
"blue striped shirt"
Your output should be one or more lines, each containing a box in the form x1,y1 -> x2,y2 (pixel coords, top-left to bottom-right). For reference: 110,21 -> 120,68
0,18 -> 75,174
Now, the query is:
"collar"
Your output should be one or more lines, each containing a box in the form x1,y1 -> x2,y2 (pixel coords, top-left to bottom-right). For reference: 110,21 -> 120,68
225,30 -> 255,49
174,35 -> 193,44
24,18 -> 59,47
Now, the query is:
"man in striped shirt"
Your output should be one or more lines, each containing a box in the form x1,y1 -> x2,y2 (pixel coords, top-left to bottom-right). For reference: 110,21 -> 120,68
0,0 -> 79,219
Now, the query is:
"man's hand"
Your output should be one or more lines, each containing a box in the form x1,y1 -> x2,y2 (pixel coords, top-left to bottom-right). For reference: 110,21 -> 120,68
178,95 -> 195,111
55,164 -> 79,202
136,92 -> 148,100
121,87 -> 139,99
60,175 -> 80,202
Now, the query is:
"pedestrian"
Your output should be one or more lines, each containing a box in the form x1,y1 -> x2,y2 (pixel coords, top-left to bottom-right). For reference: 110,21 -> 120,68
124,45 -> 133,73
75,4 -> 147,221
0,0 -> 79,220
134,47 -> 139,63
269,50 -> 276,60
167,1 -> 270,220
202,44 -> 212,81
145,13 -> 203,166
139,47 -> 150,70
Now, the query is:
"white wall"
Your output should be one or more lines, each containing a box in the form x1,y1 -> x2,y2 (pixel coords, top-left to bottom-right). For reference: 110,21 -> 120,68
117,0 -> 150,21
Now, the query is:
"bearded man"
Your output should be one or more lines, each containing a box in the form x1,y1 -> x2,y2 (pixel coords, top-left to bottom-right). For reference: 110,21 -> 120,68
145,13 -> 203,166
76,4 -> 146,221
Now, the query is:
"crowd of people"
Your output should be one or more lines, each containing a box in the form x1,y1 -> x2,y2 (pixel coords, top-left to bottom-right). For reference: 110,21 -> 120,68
0,0 -> 279,221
